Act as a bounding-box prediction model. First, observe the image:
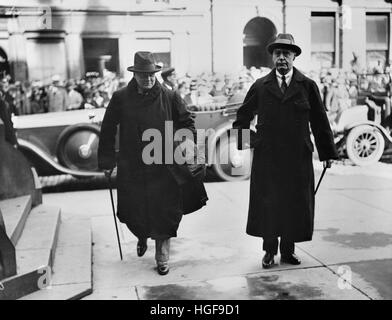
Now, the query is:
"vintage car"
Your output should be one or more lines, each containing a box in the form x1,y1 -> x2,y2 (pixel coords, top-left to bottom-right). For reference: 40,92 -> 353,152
14,108 -> 105,178
332,73 -> 392,166
13,102 -> 254,181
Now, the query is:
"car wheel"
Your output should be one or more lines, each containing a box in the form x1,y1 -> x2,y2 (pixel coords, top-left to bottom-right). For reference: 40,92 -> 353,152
346,125 -> 385,166
212,135 -> 252,181
56,124 -> 100,172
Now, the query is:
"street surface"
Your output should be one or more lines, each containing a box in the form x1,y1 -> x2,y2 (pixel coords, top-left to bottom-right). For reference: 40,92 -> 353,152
41,161 -> 392,300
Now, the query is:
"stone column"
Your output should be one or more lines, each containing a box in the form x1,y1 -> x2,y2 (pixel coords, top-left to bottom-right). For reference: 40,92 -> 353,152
7,18 -> 28,81
65,33 -> 84,79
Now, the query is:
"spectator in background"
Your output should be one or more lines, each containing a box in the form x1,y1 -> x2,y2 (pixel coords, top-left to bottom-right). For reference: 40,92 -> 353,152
348,79 -> 358,100
81,80 -> 93,101
22,81 -> 32,115
161,67 -> 177,90
0,78 -> 18,115
184,80 -> 198,106
66,80 -> 84,110
6,84 -> 19,115
232,75 -> 251,96
196,81 -> 213,106
92,90 -> 105,108
48,75 -> 69,112
325,76 -> 350,124
368,70 -> 388,94
30,82 -> 47,114
176,81 -> 189,99
210,76 -> 225,97
155,61 -> 164,84
97,83 -> 110,107
222,74 -> 234,97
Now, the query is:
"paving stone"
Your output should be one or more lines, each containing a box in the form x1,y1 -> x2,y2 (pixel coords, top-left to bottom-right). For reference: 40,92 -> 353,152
329,259 -> 392,300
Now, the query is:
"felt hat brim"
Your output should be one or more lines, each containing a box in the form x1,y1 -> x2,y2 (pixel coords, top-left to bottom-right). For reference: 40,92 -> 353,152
127,65 -> 162,73
267,43 -> 302,56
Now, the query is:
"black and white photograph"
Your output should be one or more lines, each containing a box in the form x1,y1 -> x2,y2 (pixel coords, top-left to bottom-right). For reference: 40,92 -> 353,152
0,0 -> 391,306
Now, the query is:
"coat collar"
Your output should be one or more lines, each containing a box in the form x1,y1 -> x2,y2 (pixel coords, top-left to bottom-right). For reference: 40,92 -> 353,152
264,67 -> 306,102
127,77 -> 162,99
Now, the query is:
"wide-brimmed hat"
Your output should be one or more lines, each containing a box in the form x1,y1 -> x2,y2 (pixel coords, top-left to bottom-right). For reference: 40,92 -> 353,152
127,51 -> 162,73
267,33 -> 301,56
161,67 -> 175,79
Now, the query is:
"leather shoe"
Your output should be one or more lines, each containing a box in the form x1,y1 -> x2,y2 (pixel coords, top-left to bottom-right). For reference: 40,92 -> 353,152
157,262 -> 170,276
137,238 -> 148,257
281,253 -> 301,265
262,252 -> 275,269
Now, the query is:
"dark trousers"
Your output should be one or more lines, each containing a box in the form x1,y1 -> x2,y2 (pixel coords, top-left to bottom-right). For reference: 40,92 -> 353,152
263,238 -> 295,256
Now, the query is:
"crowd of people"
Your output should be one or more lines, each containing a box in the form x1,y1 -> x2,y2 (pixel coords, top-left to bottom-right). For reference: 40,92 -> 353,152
307,67 -> 391,125
0,70 -> 127,116
1,64 -> 392,123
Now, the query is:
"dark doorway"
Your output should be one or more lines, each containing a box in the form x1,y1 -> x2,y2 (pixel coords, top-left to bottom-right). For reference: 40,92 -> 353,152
83,38 -> 119,76
0,47 -> 10,79
243,17 -> 277,68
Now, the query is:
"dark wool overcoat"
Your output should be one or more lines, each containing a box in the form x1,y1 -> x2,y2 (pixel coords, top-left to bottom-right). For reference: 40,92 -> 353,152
233,68 -> 338,242
98,79 -> 207,239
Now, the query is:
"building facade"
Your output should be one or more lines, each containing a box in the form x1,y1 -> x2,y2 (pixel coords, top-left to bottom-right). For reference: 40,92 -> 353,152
0,0 -> 391,82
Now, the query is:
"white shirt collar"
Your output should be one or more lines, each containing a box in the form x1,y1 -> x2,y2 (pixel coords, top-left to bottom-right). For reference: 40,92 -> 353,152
276,68 -> 294,86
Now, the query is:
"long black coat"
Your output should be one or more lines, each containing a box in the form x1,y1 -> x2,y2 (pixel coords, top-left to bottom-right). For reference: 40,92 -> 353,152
233,68 -> 338,242
0,97 -> 18,146
98,79 -> 207,239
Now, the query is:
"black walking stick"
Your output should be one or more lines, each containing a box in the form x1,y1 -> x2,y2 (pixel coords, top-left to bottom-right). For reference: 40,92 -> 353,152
106,170 -> 123,260
314,161 -> 330,195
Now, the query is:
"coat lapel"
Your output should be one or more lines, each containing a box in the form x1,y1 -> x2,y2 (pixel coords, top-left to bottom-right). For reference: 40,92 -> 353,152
264,69 -> 284,100
282,68 -> 306,103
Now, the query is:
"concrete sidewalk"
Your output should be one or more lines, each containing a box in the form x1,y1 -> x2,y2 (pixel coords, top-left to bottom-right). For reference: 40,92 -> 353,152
43,168 -> 392,300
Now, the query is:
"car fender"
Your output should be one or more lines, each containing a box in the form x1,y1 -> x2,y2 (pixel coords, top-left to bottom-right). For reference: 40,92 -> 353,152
17,138 -> 104,178
345,121 -> 392,144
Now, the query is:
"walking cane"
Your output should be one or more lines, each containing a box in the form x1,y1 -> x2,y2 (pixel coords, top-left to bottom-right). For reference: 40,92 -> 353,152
106,171 -> 123,260
314,162 -> 329,195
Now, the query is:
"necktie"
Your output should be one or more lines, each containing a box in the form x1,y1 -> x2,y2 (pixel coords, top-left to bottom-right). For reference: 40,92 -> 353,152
281,74 -> 287,94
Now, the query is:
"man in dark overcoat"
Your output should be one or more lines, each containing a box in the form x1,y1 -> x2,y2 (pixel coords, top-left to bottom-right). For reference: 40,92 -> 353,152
98,52 -> 207,275
233,34 -> 338,269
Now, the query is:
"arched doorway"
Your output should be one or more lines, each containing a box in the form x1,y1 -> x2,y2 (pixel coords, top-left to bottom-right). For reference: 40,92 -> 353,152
243,17 -> 277,68
0,47 -> 10,79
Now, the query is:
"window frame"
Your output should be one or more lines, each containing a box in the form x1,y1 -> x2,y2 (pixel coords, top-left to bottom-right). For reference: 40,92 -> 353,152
311,11 -> 338,69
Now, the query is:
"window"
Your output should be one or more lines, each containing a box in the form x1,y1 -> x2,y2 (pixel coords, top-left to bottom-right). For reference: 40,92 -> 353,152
311,13 -> 336,69
26,38 -> 67,81
366,14 -> 389,72
135,38 -> 171,68
82,38 -> 119,75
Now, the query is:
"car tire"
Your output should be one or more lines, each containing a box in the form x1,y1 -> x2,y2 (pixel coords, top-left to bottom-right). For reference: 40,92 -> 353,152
212,134 -> 252,181
346,125 -> 385,166
56,124 -> 101,172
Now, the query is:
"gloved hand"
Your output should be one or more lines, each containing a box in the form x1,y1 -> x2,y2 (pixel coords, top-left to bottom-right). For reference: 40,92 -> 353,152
104,168 -> 114,178
323,160 -> 332,169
